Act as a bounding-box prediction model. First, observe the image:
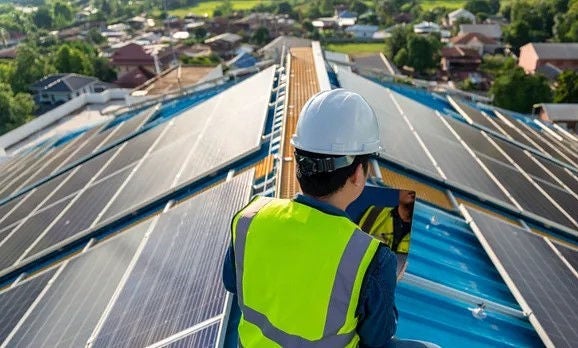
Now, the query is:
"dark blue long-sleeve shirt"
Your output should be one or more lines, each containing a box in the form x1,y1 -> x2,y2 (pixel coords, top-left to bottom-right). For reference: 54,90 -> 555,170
222,194 -> 398,347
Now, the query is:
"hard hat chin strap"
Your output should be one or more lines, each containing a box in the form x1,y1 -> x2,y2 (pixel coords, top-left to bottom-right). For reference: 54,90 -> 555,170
295,153 -> 356,176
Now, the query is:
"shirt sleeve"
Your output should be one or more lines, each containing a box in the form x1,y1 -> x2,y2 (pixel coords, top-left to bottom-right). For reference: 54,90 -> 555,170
357,244 -> 398,348
222,243 -> 237,293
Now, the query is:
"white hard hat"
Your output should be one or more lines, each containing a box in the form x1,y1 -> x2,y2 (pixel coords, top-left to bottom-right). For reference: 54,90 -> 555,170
291,89 -> 382,155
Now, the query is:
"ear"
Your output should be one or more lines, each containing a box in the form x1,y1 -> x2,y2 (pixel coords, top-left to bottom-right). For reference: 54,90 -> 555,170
350,163 -> 365,187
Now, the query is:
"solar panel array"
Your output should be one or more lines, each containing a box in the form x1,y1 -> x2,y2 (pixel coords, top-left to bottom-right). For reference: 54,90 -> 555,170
0,66 -> 276,278
337,70 -> 578,236
0,67 -> 276,347
0,168 -> 253,347
464,206 -> 578,347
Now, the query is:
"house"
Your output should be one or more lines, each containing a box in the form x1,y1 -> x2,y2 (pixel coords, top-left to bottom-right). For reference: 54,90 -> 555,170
226,51 -> 258,69
519,43 -> 578,74
459,24 -> 502,41
345,25 -> 379,39
258,35 -> 311,62
441,46 -> 482,72
533,103 -> 578,132
111,42 -> 176,77
0,47 -> 17,59
414,21 -> 440,34
336,10 -> 357,27
448,9 -> 475,26
450,32 -> 500,55
127,16 -> 147,30
114,66 -> 156,89
29,73 -> 110,105
204,33 -> 242,57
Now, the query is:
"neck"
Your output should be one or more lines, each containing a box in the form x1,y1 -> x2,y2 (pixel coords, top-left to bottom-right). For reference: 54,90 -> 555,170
310,193 -> 349,212
397,204 -> 412,221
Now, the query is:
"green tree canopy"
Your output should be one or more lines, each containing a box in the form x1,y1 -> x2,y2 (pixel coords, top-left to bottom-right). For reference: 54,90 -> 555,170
491,67 -> 553,113
0,82 -> 36,135
33,6 -> 53,29
406,35 -> 439,73
252,27 -> 270,45
11,44 -> 54,93
553,70 -> 578,103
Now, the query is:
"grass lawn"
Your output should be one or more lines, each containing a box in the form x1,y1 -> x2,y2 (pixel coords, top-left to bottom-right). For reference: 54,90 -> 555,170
418,0 -> 466,10
324,43 -> 386,55
161,0 -> 272,18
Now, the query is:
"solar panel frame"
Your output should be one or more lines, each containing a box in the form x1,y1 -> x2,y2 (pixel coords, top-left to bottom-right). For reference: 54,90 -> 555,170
444,118 -> 510,163
450,98 -> 504,135
91,170 -> 254,348
464,207 -> 578,348
534,157 -> 578,194
555,243 -> 578,271
163,322 -> 221,348
95,107 -> 155,151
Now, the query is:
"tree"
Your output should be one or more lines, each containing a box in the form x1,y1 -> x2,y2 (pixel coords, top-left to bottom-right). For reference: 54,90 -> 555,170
0,82 -> 36,135
393,48 -> 408,67
554,70 -> 578,103
11,44 -> 53,93
33,7 -> 53,29
252,27 -> 270,45
276,1 -> 292,14
53,1 -> 73,27
491,67 -> 552,113
54,45 -> 93,75
406,35 -> 438,73
504,20 -> 531,50
93,57 -> 117,82
384,25 -> 411,59
87,28 -> 106,45
465,0 -> 492,15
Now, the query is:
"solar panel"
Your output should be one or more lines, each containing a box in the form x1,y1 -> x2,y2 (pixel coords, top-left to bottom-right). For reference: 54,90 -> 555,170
0,268 -> 56,343
56,125 -> 119,170
0,196 -> 24,228
490,136 -> 564,187
90,170 -> 253,348
490,116 -> 540,151
534,157 -> 578,194
477,155 -> 577,230
337,70 -> 441,178
445,118 -> 509,163
555,243 -> 578,270
417,131 -> 511,203
0,198 -> 72,274
4,220 -> 149,347
163,322 -> 221,348
450,98 -> 504,135
465,207 -> 578,348
96,107 -> 154,150
20,165 -> 135,262
96,124 -> 167,181
533,179 -> 578,224
515,121 -> 574,166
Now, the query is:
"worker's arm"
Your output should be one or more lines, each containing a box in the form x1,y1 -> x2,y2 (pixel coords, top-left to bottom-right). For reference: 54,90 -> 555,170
357,244 -> 398,348
222,243 -> 237,293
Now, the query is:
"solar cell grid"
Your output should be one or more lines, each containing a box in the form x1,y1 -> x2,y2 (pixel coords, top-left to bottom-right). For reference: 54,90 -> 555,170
417,131 -> 511,203
451,99 -> 503,134
477,155 -> 577,230
445,118 -> 509,163
96,107 -> 154,150
21,165 -> 135,262
0,268 -> 56,343
0,198 -> 72,274
95,123 -> 167,181
467,208 -> 578,348
56,125 -> 119,170
491,116 -> 539,151
91,171 -> 253,348
4,220 -> 149,348
0,196 -> 24,229
555,244 -> 578,270
515,121 -> 574,166
534,157 -> 578,194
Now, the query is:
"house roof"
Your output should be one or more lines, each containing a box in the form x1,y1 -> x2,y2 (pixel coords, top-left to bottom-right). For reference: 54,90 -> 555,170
29,73 -> 99,93
114,65 -> 156,89
535,103 -> 578,122
204,32 -> 242,44
525,43 -> 578,60
450,32 -> 497,45
345,24 -> 378,32
535,63 -> 562,81
459,24 -> 502,38
258,35 -> 312,56
441,46 -> 481,59
448,8 -> 475,19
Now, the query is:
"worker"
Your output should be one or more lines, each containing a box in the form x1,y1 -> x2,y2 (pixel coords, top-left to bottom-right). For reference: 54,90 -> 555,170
222,89 -> 439,348
359,190 -> 416,253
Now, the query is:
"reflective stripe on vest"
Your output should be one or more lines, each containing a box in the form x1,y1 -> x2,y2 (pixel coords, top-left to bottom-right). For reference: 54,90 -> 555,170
359,206 -> 410,253
233,197 -> 379,347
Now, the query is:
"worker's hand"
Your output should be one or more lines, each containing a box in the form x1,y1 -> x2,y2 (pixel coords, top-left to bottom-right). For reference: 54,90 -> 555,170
397,260 -> 408,280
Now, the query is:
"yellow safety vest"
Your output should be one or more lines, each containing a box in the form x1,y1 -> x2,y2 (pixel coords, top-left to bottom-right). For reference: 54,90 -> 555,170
359,206 -> 410,253
232,196 -> 380,347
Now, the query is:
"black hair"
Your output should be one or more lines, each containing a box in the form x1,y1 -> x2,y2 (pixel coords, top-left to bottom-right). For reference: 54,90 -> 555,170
295,149 -> 370,197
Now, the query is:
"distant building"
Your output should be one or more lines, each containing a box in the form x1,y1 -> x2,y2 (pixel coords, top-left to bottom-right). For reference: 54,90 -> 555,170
450,32 -> 500,55
226,52 -> 258,69
459,24 -> 502,41
448,9 -> 475,25
533,103 -> 578,132
441,47 -> 482,72
30,73 -> 110,105
345,25 -> 379,39
259,36 -> 311,62
414,21 -> 440,34
204,33 -> 242,57
115,66 -> 156,89
519,43 -> 578,74
111,42 -> 176,77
